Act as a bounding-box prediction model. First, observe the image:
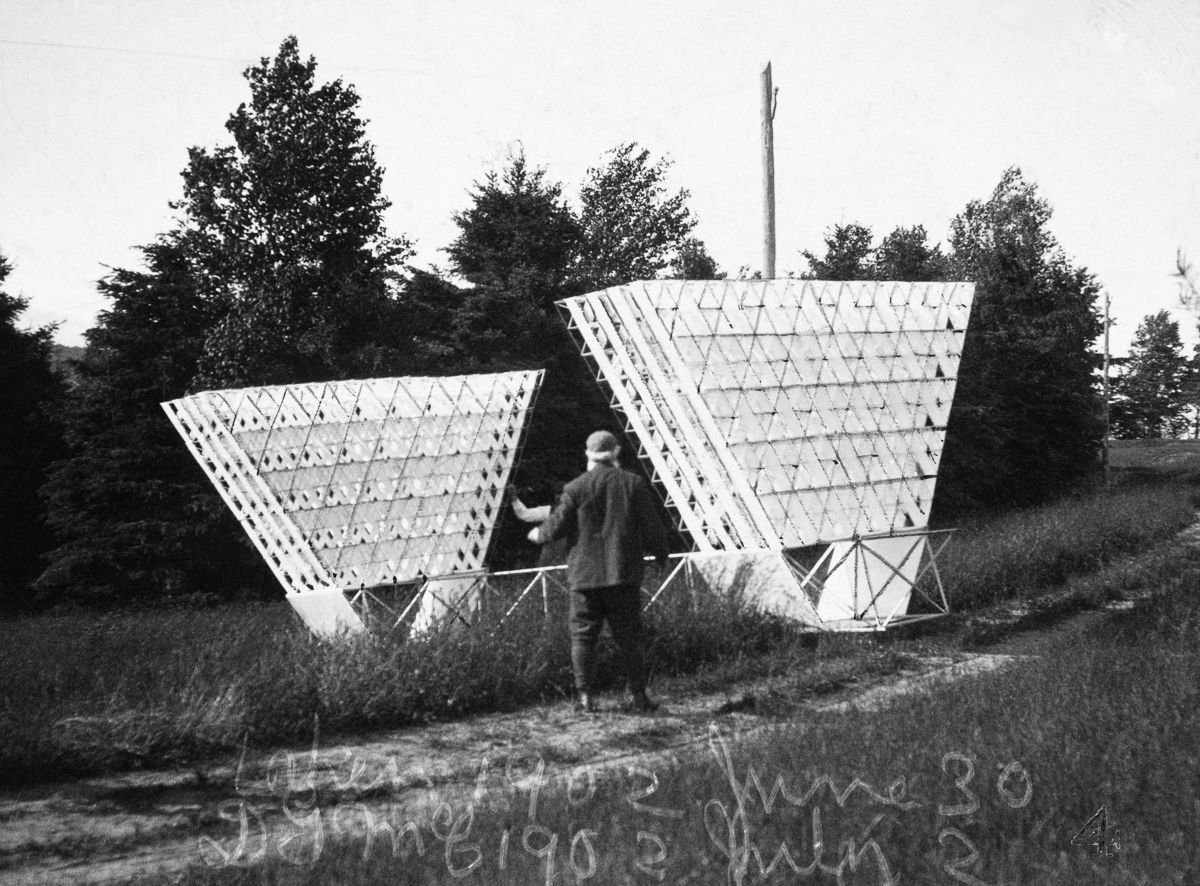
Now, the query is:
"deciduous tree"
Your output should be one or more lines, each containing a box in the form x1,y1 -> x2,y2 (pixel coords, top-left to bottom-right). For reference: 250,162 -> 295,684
576,143 -> 697,290
443,146 -> 715,562
441,155 -> 586,564
937,168 -> 1104,513
179,36 -> 413,388
38,37 -> 418,605
801,223 -> 949,282
670,237 -> 724,280
875,224 -> 950,281
800,223 -> 875,280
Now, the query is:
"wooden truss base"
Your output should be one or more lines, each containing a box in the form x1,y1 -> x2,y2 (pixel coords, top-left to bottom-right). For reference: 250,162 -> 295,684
289,527 -> 954,639
789,527 -> 956,631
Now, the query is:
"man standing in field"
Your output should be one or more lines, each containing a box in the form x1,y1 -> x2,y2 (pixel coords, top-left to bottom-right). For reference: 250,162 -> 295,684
523,430 -> 669,714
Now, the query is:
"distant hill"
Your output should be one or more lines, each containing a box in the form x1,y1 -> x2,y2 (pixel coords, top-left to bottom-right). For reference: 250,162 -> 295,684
50,344 -> 86,386
1109,438 -> 1200,485
51,344 -> 85,365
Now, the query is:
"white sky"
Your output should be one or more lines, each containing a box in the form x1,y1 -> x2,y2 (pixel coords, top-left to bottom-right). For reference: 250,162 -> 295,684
1,0 -> 1197,355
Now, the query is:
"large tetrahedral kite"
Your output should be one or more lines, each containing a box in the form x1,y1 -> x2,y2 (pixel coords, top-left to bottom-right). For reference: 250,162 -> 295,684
164,278 -> 973,637
162,371 -> 542,636
556,279 -> 974,629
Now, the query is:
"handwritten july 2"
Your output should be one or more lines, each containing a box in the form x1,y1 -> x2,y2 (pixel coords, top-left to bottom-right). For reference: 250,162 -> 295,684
703,725 -> 1034,886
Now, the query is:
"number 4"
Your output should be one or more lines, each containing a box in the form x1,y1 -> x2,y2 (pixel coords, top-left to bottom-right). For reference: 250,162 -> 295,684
1071,805 -> 1107,849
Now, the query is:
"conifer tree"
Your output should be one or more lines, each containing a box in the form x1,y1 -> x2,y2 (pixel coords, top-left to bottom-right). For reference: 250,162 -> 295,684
444,152 -> 580,369
0,252 -> 65,610
37,241 -> 270,603
1111,311 -> 1189,439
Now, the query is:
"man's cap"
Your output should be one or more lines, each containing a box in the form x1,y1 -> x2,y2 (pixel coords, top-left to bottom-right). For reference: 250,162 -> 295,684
585,430 -> 620,459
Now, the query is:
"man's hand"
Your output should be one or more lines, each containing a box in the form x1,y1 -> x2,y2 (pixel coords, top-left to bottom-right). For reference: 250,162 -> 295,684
527,527 -> 542,544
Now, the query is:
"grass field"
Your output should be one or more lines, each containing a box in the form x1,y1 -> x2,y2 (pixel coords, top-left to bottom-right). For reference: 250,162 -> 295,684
169,536 -> 1200,885
1,441 -> 1198,794
923,480 -> 1199,611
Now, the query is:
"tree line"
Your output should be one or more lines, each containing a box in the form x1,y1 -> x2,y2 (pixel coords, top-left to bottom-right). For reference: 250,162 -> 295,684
1106,310 -> 1200,439
0,37 -> 1118,611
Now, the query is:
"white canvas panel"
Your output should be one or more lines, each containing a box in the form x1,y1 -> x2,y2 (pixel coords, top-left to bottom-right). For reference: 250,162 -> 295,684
816,536 -> 926,624
410,574 -> 482,635
688,550 -> 821,627
287,587 -> 366,638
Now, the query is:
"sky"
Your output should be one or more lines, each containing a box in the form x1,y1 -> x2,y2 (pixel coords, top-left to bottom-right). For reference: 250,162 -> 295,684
1,0 -> 1198,355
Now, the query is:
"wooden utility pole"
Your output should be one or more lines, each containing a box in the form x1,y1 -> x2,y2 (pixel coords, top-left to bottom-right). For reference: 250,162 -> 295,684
1102,292 -> 1111,488
762,62 -> 777,279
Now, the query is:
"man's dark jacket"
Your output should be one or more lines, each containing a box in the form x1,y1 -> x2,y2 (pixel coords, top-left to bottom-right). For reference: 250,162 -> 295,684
538,463 -> 669,591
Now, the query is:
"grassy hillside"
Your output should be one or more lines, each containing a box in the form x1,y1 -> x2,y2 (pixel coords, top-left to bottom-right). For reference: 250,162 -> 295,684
176,539 -> 1200,885
2,463 -> 1196,789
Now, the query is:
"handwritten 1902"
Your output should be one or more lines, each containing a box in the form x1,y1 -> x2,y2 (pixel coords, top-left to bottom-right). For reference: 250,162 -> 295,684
199,724 -> 1035,885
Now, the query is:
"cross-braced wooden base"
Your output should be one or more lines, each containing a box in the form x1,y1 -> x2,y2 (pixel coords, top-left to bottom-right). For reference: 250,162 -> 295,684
294,529 -> 955,640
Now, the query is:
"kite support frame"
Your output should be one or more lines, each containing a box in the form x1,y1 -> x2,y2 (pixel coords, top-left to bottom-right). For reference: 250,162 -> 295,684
788,527 -> 956,631
312,529 -> 955,639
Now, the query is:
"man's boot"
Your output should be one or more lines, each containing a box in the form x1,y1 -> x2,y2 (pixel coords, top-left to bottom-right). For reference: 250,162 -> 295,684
626,690 -> 658,714
575,692 -> 597,714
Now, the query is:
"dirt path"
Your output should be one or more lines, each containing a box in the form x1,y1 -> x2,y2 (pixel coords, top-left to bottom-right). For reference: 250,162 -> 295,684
0,652 -> 1039,885
0,575 -> 1159,885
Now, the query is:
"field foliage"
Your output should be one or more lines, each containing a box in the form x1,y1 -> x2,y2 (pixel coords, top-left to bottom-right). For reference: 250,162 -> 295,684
0,577 -> 791,788
925,481 -> 1198,610
1,447 -> 1198,789
177,532 -> 1200,885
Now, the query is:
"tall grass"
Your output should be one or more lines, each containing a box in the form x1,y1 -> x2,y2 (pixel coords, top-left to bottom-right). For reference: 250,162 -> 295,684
0,604 -> 288,780
0,575 -> 794,788
925,482 -> 1198,610
1,477 -> 1195,789
176,540 -> 1200,885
